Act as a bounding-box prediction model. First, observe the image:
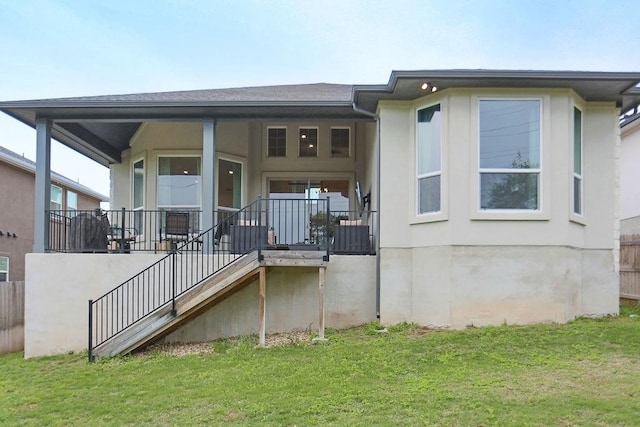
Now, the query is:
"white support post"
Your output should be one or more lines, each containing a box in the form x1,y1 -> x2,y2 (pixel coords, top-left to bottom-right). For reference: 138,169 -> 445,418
33,118 -> 51,253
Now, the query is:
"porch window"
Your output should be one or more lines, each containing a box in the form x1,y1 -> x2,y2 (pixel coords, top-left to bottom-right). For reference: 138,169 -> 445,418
67,191 -> 77,217
157,156 -> 201,208
132,159 -> 144,234
479,99 -> 541,210
268,127 -> 287,157
0,256 -> 8,281
299,128 -> 318,157
50,185 -> 62,211
218,158 -> 242,209
417,104 -> 441,214
573,107 -> 583,215
330,128 -> 350,157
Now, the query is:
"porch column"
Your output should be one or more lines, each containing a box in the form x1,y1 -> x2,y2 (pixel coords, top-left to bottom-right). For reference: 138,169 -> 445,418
202,119 -> 216,232
33,118 -> 52,253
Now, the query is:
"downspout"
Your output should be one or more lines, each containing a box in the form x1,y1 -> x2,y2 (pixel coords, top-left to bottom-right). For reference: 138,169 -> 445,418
352,103 -> 381,318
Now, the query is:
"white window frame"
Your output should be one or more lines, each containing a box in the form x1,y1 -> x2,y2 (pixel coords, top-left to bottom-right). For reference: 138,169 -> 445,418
415,103 -> 443,217
156,154 -> 202,210
267,127 -> 287,157
0,256 -> 8,282
571,106 -> 585,221
132,157 -> 145,238
50,185 -> 63,211
474,97 -> 547,219
298,127 -> 319,157
66,190 -> 77,217
216,153 -> 246,211
330,127 -> 351,158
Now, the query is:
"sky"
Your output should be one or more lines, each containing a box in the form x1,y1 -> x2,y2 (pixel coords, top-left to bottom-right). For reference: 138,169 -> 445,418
1,0 -> 639,198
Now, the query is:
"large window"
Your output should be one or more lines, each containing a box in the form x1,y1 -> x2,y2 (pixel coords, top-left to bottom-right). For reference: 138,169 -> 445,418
50,185 -> 62,211
268,127 -> 287,157
133,159 -> 144,234
218,158 -> 242,209
417,104 -> 441,214
330,128 -> 350,157
157,156 -> 201,208
479,99 -> 541,210
0,256 -> 8,281
299,128 -> 318,157
573,107 -> 583,215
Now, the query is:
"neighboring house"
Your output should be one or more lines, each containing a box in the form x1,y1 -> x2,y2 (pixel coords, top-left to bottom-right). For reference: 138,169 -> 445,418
0,146 -> 108,281
2,69 -> 640,358
620,106 -> 640,235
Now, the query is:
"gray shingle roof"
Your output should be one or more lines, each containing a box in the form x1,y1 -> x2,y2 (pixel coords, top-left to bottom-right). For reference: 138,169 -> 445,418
27,83 -> 354,104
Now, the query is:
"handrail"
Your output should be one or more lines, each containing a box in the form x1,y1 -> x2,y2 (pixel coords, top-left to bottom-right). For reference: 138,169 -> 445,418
87,199 -> 262,361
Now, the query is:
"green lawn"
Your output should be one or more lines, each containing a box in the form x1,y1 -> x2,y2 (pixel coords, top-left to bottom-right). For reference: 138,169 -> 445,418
2,305 -> 640,426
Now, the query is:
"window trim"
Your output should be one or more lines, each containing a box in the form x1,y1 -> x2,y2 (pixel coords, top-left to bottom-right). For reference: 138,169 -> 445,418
570,105 -> 586,224
0,255 -> 8,282
216,153 -> 246,210
156,154 -> 203,210
50,184 -> 63,211
330,126 -> 351,158
298,127 -> 319,157
415,102 -> 443,218
66,190 -> 77,216
267,126 -> 287,158
471,96 -> 550,221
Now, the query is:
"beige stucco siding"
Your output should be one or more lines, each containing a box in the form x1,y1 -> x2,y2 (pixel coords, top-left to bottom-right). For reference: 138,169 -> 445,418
378,88 -> 619,328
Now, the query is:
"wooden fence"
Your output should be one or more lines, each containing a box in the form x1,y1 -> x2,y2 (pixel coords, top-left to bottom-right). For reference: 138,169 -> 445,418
620,235 -> 640,300
0,281 -> 24,354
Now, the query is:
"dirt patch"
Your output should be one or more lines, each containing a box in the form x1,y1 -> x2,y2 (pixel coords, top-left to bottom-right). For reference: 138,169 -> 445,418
140,330 -> 313,356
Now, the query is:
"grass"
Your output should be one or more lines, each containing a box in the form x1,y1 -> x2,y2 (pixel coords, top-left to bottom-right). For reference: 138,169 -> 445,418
1,304 -> 640,426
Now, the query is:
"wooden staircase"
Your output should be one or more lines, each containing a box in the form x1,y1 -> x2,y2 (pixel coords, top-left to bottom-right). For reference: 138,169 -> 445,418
92,252 -> 262,358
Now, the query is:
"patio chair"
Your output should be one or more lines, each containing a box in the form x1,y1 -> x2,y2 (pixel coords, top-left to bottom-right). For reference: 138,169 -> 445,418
160,212 -> 191,250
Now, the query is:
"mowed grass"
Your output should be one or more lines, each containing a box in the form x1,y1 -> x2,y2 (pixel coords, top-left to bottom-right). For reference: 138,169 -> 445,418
2,305 -> 640,426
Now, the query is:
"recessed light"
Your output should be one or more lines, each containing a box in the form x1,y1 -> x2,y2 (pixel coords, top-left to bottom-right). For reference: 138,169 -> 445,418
183,170 -> 189,174
421,82 -> 429,90
431,86 -> 438,92
228,170 -> 234,174
301,134 -> 307,139
309,144 -> 314,148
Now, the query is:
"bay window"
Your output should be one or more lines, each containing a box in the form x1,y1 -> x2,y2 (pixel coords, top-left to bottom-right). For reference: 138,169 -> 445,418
417,104 -> 441,214
479,99 -> 541,210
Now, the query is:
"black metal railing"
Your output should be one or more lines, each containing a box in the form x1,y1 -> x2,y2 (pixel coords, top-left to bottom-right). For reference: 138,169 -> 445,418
49,204 -> 376,256
87,198 -> 377,360
87,199 -> 268,361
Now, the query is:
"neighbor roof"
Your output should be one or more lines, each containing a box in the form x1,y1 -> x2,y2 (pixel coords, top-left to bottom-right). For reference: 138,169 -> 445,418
2,70 -> 640,167
0,145 -> 109,202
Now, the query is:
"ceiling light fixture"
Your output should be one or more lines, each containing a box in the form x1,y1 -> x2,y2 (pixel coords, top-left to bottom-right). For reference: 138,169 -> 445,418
228,170 -> 234,174
183,170 -> 189,174
421,82 -> 429,90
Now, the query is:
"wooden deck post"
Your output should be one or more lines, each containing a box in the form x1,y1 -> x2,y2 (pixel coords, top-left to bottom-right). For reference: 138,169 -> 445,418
259,266 -> 267,346
314,266 -> 328,342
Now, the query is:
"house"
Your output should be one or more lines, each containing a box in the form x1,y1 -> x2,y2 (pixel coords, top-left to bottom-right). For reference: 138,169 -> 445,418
2,69 -> 640,359
0,145 -> 108,282
620,106 -> 640,235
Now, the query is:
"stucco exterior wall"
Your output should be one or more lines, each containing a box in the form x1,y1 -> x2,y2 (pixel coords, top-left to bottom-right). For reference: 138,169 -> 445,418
24,253 -> 376,357
378,89 -> 619,327
162,256 -> 377,343
620,119 -> 640,232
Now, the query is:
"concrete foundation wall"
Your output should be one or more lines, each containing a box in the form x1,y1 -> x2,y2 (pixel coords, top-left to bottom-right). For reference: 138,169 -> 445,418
24,253 -> 164,358
24,254 -> 376,357
162,256 -> 377,343
380,246 -> 618,329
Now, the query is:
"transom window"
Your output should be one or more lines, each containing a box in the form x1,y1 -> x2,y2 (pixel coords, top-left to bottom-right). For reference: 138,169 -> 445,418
573,107 -> 583,215
268,127 -> 287,157
479,99 -> 541,210
0,256 -> 8,281
417,104 -> 441,214
299,128 -> 318,157
330,128 -> 350,157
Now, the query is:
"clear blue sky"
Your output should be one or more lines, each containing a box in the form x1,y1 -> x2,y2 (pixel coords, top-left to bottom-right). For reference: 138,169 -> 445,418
1,0 -> 639,197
